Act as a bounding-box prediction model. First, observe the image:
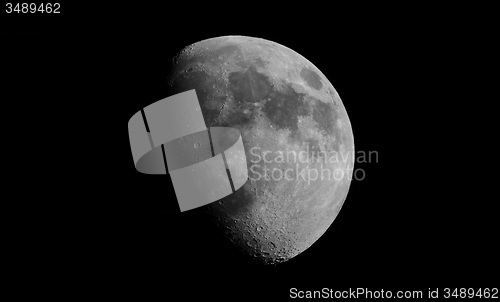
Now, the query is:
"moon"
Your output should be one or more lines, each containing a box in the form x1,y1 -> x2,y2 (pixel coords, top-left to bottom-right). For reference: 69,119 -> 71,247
165,36 -> 354,264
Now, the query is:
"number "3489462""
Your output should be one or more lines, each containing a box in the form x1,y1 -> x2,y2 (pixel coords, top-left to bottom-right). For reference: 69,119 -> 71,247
6,3 -> 60,13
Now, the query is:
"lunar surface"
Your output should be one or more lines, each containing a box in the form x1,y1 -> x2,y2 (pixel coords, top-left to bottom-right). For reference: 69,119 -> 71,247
165,36 -> 354,264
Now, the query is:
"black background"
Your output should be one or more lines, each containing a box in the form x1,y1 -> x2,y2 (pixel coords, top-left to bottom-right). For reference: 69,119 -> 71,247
3,3 -> 497,299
